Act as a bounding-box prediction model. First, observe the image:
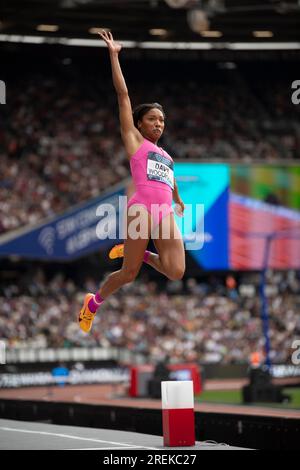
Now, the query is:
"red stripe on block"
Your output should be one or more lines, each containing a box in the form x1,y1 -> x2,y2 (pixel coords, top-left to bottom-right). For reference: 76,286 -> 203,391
129,367 -> 137,397
162,408 -> 195,447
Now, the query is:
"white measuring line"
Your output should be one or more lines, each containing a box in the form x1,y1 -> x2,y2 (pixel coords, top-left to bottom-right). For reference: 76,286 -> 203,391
0,426 -> 158,450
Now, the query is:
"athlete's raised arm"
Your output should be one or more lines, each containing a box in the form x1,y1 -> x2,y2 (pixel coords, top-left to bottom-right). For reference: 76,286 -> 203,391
99,30 -> 143,159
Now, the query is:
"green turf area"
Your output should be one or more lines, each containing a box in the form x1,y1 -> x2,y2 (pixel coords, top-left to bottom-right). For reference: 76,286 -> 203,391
282,388 -> 300,408
196,388 -> 300,409
197,390 -> 242,405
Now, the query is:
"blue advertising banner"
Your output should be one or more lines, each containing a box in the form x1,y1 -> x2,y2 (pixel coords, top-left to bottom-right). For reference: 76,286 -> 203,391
174,163 -> 230,270
0,183 -> 126,261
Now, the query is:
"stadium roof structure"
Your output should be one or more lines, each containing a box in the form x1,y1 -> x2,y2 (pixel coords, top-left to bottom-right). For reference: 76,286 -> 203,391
1,0 -> 300,46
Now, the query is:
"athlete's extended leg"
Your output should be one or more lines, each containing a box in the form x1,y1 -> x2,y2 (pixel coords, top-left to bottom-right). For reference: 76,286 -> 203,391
99,207 -> 151,298
78,205 -> 151,332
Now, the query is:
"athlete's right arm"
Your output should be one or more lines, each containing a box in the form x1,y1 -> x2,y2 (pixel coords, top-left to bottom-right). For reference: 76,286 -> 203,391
99,30 -> 143,159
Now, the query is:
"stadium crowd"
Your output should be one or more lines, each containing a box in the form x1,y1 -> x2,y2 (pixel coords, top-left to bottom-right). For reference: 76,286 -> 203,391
0,269 -> 299,364
1,62 -> 300,234
1,59 -> 299,366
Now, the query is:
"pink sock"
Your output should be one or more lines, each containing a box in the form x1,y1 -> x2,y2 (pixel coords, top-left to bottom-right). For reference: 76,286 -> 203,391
88,292 -> 104,313
143,250 -> 151,263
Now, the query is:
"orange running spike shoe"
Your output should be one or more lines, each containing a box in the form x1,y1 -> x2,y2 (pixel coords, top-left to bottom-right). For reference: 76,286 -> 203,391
78,293 -> 96,333
109,243 -> 124,260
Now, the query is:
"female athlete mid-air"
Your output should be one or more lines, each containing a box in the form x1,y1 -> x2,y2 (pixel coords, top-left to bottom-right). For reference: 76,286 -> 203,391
78,30 -> 185,333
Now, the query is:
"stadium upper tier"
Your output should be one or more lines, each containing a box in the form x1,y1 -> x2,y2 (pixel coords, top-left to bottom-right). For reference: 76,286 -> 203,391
0,59 -> 299,234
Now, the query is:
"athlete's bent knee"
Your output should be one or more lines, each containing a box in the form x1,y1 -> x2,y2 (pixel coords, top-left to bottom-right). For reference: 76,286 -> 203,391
168,266 -> 185,281
121,267 -> 139,284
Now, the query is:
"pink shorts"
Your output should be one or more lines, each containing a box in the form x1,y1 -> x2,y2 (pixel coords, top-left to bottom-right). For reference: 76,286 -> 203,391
127,184 -> 173,228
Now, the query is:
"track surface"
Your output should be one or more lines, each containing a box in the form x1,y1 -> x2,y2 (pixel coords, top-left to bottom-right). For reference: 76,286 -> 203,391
0,419 -> 248,450
1,384 -> 299,419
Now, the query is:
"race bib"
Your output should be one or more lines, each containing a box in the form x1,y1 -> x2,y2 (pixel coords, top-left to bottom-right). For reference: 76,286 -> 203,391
146,152 -> 174,190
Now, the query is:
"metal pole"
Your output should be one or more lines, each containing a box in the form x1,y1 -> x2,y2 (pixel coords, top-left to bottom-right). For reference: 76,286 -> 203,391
259,234 -> 273,370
